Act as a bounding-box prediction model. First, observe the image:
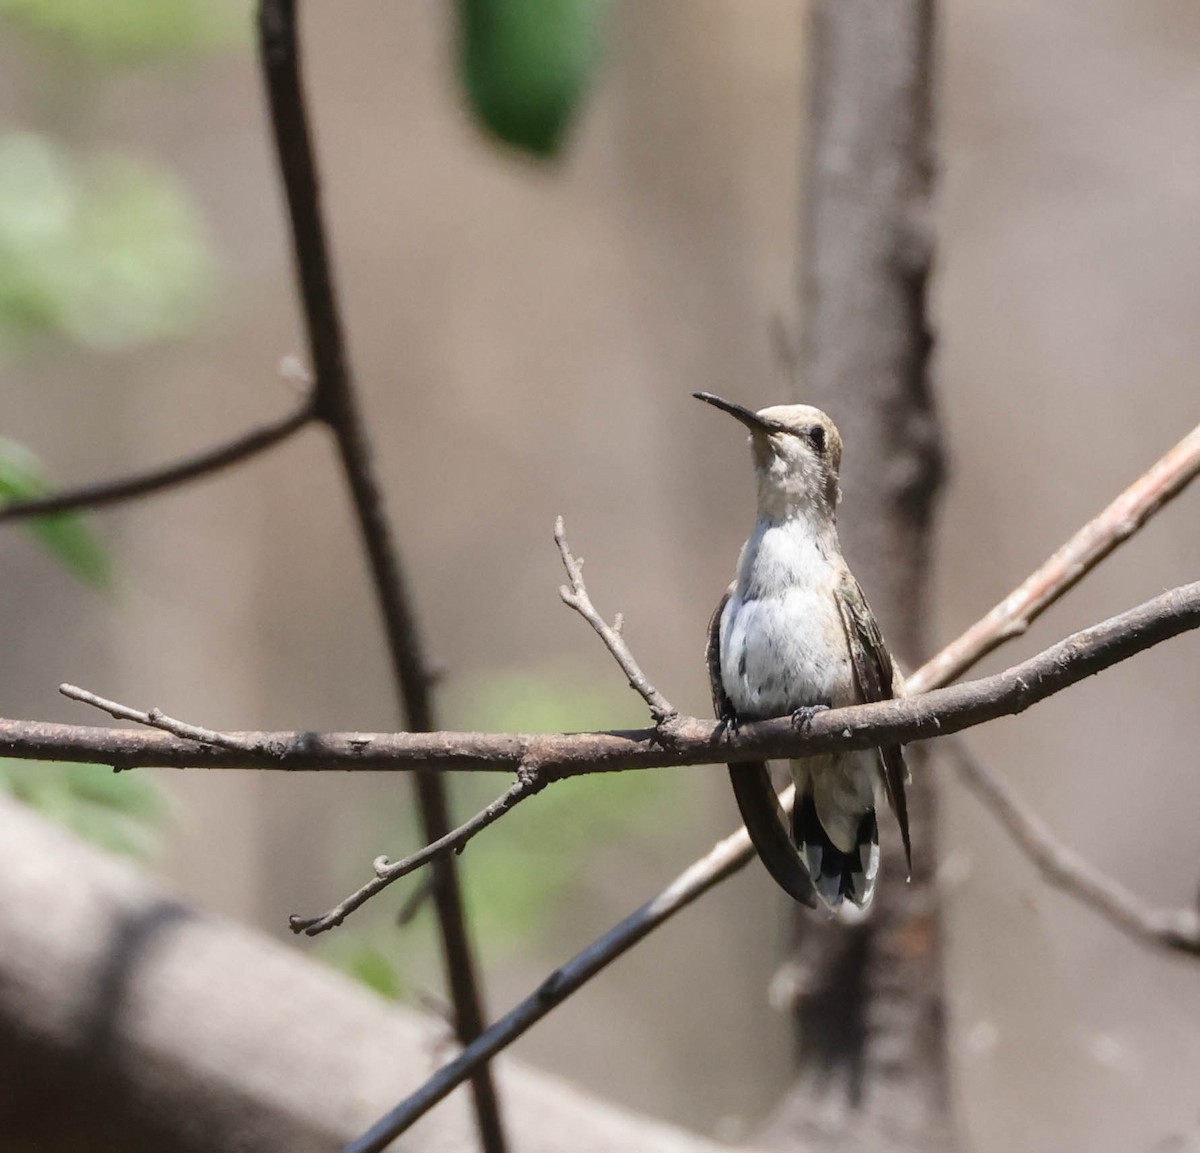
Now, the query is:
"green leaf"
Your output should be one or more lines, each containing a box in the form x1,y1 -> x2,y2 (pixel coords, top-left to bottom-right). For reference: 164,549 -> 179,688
458,0 -> 609,158
0,0 -> 247,62
0,133 -> 215,351
318,939 -> 406,1001
0,437 -> 111,587
0,759 -> 167,859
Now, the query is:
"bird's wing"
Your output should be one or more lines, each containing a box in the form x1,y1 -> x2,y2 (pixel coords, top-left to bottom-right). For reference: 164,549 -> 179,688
708,587 -> 818,907
834,571 -> 912,875
706,586 -> 738,725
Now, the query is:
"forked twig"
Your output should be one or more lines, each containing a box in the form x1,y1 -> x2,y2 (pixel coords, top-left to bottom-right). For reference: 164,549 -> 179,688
295,516 -> 679,937
554,517 -> 679,729
57,684 -> 259,755
290,768 -> 545,936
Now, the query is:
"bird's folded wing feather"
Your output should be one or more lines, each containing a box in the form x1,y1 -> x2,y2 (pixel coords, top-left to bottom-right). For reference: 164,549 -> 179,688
834,571 -> 912,873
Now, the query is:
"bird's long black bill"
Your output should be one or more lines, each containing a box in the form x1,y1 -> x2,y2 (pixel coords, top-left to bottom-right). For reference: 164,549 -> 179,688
693,391 -> 772,432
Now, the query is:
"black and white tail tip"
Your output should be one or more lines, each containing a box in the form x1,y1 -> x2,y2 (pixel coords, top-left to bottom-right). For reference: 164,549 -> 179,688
792,793 -> 880,910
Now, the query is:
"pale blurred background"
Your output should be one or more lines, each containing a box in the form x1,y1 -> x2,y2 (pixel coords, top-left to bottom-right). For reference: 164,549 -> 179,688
1,2 -> 1198,1151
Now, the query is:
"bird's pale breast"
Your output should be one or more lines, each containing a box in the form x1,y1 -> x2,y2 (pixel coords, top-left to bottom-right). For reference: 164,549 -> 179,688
719,585 -> 856,720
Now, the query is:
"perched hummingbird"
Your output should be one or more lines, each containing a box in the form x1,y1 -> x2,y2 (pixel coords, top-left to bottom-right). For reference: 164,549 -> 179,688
695,391 -> 911,911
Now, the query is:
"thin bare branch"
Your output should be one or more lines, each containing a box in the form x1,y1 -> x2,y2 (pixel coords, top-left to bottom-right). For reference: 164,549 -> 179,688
290,767 -> 546,936
256,3 -> 505,1148
14,581 -> 1199,778
554,517 -> 679,728
57,684 -> 258,754
0,392 -> 315,524
948,739 -> 1200,957
343,819 -> 756,1153
910,420 -> 1200,694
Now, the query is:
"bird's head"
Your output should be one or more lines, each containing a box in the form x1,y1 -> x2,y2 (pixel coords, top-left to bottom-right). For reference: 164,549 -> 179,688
694,392 -> 843,521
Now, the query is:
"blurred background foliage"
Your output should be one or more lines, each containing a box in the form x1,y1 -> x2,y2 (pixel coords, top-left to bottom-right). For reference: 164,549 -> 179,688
0,0 -> 651,1001
0,757 -> 168,858
0,0 -> 228,583
0,0 -> 245,62
0,435 -> 109,585
0,0 -> 236,857
0,135 -> 214,353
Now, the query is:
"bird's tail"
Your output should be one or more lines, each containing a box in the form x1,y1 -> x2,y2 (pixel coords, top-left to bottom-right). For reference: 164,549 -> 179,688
792,789 -> 879,911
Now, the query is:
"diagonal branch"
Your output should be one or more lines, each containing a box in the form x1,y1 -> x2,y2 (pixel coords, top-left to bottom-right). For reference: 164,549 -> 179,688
0,391 -> 315,523
948,739 -> 1200,956
256,3 -> 506,1150
289,767 -> 545,936
342,819 -> 756,1153
910,420 -> 1200,694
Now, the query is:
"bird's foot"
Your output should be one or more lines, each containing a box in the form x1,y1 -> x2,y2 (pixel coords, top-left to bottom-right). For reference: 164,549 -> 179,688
791,703 -> 831,731
716,709 -> 741,740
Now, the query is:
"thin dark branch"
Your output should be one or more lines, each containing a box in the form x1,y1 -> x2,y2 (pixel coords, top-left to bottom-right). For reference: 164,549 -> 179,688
948,739 -> 1200,957
256,4 -> 506,1150
18,580 -> 1200,776
342,820 -> 755,1153
911,420 -> 1200,694
0,392 -> 315,524
290,767 -> 545,936
554,517 -> 679,728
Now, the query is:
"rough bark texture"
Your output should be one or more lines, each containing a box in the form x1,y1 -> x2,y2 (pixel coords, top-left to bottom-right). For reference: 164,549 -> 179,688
0,793 -> 756,1153
764,1 -> 954,1150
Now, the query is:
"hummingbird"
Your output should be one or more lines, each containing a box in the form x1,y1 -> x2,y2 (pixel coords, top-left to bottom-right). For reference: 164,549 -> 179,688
695,391 -> 911,911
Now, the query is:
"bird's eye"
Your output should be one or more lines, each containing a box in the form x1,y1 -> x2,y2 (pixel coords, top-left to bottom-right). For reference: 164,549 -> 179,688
807,425 -> 826,454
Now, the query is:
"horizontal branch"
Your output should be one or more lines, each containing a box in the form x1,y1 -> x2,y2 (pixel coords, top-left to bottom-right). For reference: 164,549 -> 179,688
4,581 -> 1198,777
0,390 -> 316,523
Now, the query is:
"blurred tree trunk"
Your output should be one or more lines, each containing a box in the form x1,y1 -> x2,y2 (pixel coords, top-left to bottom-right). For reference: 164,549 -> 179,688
0,793 -> 752,1153
763,2 -> 953,1150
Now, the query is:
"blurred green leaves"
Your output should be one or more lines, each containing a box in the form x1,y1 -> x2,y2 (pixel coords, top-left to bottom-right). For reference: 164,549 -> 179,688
443,667 -> 688,950
318,937 -> 406,1001
0,437 -> 110,586
458,0 -> 609,158
0,0 -> 246,62
0,134 -> 214,352
0,759 -> 167,859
